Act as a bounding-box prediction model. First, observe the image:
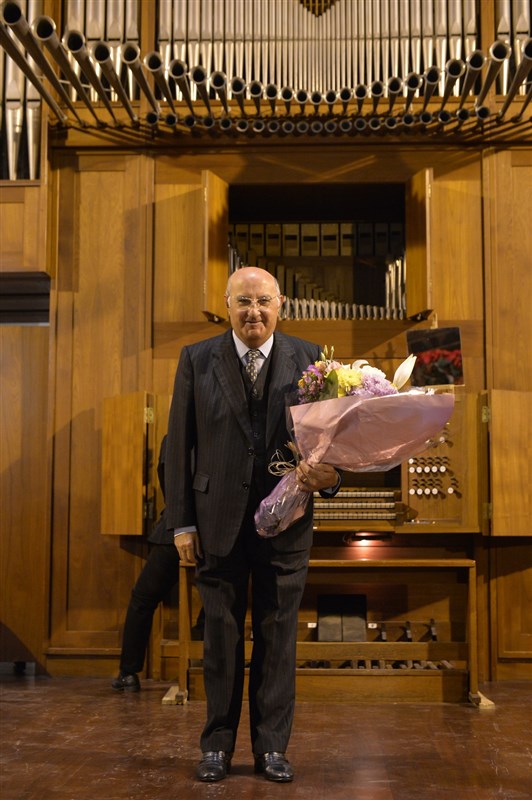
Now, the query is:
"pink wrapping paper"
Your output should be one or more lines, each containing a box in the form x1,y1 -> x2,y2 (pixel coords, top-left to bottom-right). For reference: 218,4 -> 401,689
255,391 -> 455,538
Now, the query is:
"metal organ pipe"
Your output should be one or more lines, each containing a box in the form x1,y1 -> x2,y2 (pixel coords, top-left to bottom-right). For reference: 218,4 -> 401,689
93,41 -> 138,123
2,1 -> 83,123
32,15 -> 100,123
144,50 -> 177,113
66,29 -> 118,121
121,42 -> 160,115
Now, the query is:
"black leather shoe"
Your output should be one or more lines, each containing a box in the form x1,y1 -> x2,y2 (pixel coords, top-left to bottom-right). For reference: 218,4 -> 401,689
254,752 -> 294,782
111,672 -> 140,692
196,751 -> 232,782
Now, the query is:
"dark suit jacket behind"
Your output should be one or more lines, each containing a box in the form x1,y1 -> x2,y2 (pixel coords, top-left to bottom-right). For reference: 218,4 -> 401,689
165,329 -> 321,557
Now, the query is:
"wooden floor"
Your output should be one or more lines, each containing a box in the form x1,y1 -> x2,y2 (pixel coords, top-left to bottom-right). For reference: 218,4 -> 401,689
1,676 -> 531,800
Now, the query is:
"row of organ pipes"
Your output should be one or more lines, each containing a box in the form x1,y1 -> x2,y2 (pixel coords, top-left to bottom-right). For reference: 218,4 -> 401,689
1,0 -> 531,178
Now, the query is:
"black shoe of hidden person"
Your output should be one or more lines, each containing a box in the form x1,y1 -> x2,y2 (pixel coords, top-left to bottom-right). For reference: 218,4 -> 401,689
254,752 -> 294,782
111,672 -> 141,692
196,751 -> 232,782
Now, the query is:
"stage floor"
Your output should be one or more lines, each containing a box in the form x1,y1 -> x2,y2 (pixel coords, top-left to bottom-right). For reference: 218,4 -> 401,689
1,676 -> 531,799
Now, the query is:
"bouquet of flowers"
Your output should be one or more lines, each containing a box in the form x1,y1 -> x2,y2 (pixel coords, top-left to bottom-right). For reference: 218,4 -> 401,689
254,349 -> 455,537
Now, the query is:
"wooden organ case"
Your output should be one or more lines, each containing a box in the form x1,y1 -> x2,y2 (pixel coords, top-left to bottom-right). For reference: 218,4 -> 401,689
1,0 -> 531,699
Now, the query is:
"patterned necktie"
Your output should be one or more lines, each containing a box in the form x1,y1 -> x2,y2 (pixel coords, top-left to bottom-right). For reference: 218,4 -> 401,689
245,349 -> 260,383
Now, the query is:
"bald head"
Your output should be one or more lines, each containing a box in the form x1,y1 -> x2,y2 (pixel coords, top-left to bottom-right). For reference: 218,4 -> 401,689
225,267 -> 284,347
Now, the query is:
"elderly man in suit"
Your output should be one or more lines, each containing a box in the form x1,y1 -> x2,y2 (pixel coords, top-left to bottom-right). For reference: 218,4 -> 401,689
166,267 -> 339,783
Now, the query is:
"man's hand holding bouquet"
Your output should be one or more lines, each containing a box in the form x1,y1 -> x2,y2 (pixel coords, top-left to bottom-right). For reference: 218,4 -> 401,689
254,348 -> 455,537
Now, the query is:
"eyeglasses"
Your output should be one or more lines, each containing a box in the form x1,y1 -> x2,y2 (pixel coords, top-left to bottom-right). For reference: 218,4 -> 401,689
232,295 -> 280,309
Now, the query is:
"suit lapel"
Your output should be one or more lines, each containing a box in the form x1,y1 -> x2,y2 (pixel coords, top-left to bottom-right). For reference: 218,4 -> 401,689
213,330 -> 253,441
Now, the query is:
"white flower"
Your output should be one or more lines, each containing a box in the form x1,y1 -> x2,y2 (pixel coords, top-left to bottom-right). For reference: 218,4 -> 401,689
392,354 -> 417,390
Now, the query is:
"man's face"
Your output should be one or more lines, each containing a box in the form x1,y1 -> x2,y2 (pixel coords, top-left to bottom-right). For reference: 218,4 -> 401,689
226,268 -> 283,348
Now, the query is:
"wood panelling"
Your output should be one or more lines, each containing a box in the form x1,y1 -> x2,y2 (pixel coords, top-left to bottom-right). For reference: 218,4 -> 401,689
489,390 -> 531,536
0,184 -> 48,273
153,182 -> 205,324
47,154 -> 152,657
0,326 -> 49,669
484,149 -> 532,391
431,161 -> 484,321
492,541 -> 532,668
202,170 -> 230,321
101,392 -> 149,536
405,169 -> 432,318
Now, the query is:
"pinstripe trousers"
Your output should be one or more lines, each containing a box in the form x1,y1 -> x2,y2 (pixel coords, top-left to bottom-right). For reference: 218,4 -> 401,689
195,506 -> 310,755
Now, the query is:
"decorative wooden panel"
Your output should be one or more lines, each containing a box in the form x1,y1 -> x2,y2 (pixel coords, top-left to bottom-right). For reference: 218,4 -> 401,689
489,390 -> 531,536
430,161 -> 484,321
0,326 -> 49,668
47,153 -> 151,657
494,542 -> 532,660
0,184 -> 48,273
405,169 -> 432,319
101,392 -> 150,535
484,149 -> 532,392
202,170 -> 229,321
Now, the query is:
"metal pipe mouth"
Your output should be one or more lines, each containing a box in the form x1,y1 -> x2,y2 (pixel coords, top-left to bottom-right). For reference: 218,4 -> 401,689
248,81 -> 263,98
475,105 -> 490,120
310,118 -> 323,133
219,116 -> 233,131
231,77 -> 246,95
1,1 -> 23,24
387,77 -> 403,96
252,119 -> 266,132
191,65 -> 208,85
65,30 -> 85,53
324,119 -> 337,133
354,116 -> 367,131
210,71 -> 227,91
122,42 -> 141,64
339,87 -> 352,103
310,91 -> 323,108
93,42 -> 111,63
385,116 -> 398,129
33,15 -> 55,40
236,118 -> 249,132
438,109 -> 453,124
338,118 -> 352,132
368,116 -> 382,130
169,60 -> 188,79
202,115 -> 215,129
146,111 -> 159,126
324,89 -> 337,106
296,89 -> 309,105
424,67 -> 440,86
402,113 -> 417,127
145,52 -> 163,72
265,83 -> 278,100
266,119 -> 280,133
405,73 -> 422,91
456,107 -> 470,122
467,50 -> 486,71
183,114 -> 197,128
489,40 -> 512,62
296,119 -> 309,133
446,58 -> 466,79
281,119 -> 295,133
165,113 -> 178,126
354,84 -> 367,99
419,110 -> 433,124
371,80 -> 384,98
281,86 -> 294,103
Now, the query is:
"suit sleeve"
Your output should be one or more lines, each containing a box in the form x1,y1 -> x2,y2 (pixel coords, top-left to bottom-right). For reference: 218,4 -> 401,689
165,347 -> 197,531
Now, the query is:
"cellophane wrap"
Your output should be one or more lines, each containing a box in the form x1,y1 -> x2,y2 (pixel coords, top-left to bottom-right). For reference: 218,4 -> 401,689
254,391 -> 455,538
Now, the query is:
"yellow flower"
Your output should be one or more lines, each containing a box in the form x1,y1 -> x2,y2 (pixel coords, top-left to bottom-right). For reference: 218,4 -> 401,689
336,366 -> 363,396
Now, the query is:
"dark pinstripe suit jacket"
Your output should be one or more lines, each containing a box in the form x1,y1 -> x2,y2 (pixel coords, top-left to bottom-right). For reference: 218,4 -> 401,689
165,329 -> 321,557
